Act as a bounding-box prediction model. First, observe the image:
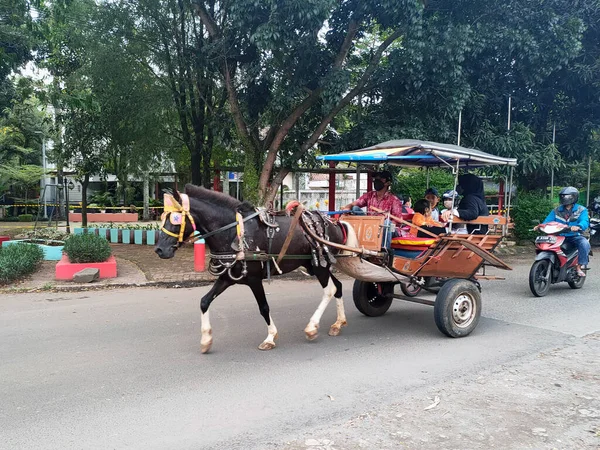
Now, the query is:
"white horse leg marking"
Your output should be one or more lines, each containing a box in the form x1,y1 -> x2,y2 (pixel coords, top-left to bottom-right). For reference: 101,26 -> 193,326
328,297 -> 347,336
305,278 -> 336,341
200,311 -> 213,354
258,315 -> 278,351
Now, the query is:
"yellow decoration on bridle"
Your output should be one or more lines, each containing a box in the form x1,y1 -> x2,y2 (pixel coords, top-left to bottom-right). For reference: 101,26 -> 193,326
160,193 -> 197,243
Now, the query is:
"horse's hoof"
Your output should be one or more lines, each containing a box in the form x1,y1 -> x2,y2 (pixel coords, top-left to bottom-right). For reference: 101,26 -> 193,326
305,329 -> 319,341
201,339 -> 213,354
328,321 -> 347,336
258,341 -> 276,351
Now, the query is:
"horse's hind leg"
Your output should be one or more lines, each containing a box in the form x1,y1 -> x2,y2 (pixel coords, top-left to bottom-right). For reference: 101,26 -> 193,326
327,273 -> 347,337
304,267 -> 338,341
247,277 -> 278,351
200,275 -> 233,354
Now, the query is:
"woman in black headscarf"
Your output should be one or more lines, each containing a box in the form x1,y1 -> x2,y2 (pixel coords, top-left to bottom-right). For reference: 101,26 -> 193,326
441,173 -> 489,234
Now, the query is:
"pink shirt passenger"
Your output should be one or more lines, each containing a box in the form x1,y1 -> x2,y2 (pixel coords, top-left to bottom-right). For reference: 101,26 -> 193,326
355,191 -> 404,224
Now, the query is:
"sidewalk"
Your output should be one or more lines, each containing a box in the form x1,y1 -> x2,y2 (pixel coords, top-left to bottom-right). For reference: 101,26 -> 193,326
111,244 -> 215,283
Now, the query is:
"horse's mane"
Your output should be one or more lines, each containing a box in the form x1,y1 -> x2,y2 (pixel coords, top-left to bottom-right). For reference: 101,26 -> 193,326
184,184 -> 243,211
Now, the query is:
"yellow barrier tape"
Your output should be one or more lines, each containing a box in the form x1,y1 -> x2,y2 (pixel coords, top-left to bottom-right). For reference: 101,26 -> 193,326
2,204 -> 164,209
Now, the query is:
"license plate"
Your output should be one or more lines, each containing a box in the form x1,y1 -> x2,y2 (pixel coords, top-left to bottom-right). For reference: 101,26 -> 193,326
536,236 -> 556,243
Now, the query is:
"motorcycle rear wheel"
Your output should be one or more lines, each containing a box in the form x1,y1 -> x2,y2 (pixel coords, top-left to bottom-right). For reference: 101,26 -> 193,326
529,259 -> 552,297
568,269 -> 586,289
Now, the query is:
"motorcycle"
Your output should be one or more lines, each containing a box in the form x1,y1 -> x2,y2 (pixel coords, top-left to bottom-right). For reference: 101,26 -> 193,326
529,222 -> 586,297
590,197 -> 600,246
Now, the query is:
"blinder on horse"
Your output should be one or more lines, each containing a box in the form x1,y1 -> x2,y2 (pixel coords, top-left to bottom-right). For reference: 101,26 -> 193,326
160,193 -> 197,243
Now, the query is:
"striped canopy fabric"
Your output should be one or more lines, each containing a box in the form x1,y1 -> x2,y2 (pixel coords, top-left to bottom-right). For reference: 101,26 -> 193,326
318,140 -> 518,168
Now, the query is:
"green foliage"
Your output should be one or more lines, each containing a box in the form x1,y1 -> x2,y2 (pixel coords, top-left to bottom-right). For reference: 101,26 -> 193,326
89,192 -> 115,208
63,233 -> 112,263
393,169 -> 456,201
512,191 -> 554,242
0,243 -> 44,285
18,214 -> 33,222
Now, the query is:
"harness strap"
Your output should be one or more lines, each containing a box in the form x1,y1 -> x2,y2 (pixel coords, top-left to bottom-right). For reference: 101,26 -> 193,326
276,204 -> 304,265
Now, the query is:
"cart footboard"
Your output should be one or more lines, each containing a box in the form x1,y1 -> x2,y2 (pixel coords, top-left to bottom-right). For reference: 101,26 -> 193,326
335,256 -> 402,283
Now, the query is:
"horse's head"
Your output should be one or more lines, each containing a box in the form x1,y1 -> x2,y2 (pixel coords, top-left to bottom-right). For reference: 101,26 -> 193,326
155,191 -> 196,259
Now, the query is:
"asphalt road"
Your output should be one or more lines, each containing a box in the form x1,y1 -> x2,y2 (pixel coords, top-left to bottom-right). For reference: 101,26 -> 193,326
1,259 -> 598,450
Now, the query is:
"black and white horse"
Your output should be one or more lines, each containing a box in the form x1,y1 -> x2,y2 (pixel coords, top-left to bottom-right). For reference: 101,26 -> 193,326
154,184 -> 358,352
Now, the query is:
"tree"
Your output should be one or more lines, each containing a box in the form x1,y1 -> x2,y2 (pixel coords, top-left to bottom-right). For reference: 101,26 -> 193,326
192,0 -> 425,205
103,0 -> 230,187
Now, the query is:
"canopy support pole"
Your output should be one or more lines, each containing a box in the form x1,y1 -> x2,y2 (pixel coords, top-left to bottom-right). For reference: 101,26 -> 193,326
505,167 -> 514,238
457,110 -> 462,146
328,162 -> 336,212
550,122 -> 556,201
587,154 -> 592,208
355,165 -> 361,199
426,167 -> 430,189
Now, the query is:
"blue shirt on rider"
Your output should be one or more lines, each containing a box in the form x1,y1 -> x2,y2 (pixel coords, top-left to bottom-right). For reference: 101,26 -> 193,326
542,203 -> 589,237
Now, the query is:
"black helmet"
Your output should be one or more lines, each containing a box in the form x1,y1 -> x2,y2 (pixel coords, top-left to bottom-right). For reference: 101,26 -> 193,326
559,186 -> 579,206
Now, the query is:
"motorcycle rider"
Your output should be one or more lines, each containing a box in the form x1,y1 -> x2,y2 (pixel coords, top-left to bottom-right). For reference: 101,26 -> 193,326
534,186 -> 591,277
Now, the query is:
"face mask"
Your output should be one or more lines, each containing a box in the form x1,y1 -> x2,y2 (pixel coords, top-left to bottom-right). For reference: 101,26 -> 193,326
373,180 -> 385,191
444,200 -> 453,209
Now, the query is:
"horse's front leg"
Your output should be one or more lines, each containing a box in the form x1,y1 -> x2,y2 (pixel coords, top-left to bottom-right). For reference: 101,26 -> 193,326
304,269 -> 339,341
247,277 -> 278,351
200,275 -> 233,354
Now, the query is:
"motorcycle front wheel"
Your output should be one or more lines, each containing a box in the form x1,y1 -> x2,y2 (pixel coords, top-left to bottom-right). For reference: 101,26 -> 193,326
529,259 -> 552,297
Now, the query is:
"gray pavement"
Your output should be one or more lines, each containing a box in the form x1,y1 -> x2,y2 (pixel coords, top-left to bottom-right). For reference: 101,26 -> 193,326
0,261 -> 598,449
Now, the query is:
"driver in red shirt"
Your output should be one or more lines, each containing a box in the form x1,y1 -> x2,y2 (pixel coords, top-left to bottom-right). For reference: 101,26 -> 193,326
342,170 -> 404,223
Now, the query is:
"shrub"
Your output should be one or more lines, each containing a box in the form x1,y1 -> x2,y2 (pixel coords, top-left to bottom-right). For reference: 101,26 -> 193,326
394,168 -> 456,201
63,233 -> 112,263
512,191 -> 554,242
18,214 -> 34,222
0,243 -> 44,285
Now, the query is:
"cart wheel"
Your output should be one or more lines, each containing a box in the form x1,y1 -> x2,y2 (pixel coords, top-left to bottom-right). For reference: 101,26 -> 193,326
352,280 -> 394,317
400,279 -> 422,297
433,279 -> 481,338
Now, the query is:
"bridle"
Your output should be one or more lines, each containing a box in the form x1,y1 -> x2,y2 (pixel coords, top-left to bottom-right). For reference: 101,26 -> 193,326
160,193 -> 197,243
160,192 -> 261,245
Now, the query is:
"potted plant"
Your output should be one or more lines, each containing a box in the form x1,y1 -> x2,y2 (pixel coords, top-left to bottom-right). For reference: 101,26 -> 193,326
134,224 -> 144,244
56,233 -> 117,280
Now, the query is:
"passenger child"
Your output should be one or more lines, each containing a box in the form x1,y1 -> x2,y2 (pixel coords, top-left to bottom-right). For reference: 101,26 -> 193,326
410,199 -> 446,236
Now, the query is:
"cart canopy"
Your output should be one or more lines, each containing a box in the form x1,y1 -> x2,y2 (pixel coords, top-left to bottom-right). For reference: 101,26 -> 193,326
318,139 -> 517,168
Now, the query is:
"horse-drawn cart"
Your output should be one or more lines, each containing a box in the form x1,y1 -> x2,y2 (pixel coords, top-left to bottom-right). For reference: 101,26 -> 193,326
317,139 -> 517,338
155,139 -> 517,352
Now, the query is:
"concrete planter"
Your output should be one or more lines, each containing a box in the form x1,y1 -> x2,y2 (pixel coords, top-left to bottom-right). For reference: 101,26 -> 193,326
55,255 -> 117,280
2,239 -> 65,261
97,228 -> 109,239
69,212 -> 138,223
109,229 -> 119,243
122,229 -> 131,244
146,230 -> 156,246
134,230 -> 143,245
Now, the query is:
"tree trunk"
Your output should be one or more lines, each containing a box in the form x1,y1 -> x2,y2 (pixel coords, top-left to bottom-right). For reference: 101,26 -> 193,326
202,127 -> 213,189
190,144 -> 202,185
242,146 -> 263,205
81,174 -> 90,228
143,173 -> 150,220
